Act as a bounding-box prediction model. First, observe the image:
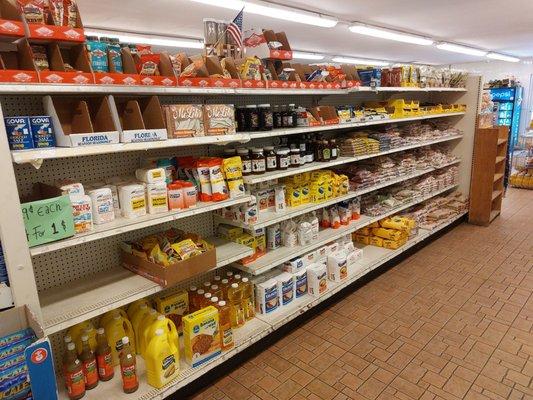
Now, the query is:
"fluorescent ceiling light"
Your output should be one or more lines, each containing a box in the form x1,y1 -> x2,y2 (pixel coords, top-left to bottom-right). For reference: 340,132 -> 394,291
486,52 -> 520,62
84,30 -> 204,49
349,23 -> 433,46
436,43 -> 487,56
189,0 -> 338,28
292,51 -> 325,60
332,57 -> 390,66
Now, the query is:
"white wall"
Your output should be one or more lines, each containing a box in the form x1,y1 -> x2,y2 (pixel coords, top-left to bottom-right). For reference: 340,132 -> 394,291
448,60 -> 533,135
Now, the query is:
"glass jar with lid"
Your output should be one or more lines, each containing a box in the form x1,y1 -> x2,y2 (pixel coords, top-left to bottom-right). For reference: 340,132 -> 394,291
290,145 -> 300,168
237,148 -> 252,176
258,104 -> 273,131
276,148 -> 290,170
330,139 -> 339,160
264,146 -> 277,171
251,147 -> 266,174
273,105 -> 282,129
244,105 -> 259,131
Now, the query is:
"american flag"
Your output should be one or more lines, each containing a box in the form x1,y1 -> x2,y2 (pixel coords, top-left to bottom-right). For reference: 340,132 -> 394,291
227,8 -> 244,48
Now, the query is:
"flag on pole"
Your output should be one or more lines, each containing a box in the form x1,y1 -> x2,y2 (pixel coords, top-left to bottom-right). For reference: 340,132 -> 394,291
227,8 -> 244,48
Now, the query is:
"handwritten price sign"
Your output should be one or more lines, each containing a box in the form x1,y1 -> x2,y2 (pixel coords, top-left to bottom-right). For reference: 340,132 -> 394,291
21,195 -> 75,247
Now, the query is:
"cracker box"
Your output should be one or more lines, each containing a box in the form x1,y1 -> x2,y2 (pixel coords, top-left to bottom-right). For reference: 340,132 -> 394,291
154,290 -> 189,333
182,306 -> 221,368
203,104 -> 236,135
164,104 -> 205,138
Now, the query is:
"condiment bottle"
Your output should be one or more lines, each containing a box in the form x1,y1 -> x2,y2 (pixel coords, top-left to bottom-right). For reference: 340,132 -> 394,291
288,104 -> 298,127
95,328 -> 114,381
299,141 -> 306,165
220,278 -> 230,298
80,334 -> 98,390
273,105 -> 282,128
322,140 -> 331,162
245,105 -> 259,131
63,335 -> 72,388
265,146 -> 277,171
237,148 -> 252,176
258,104 -> 273,131
251,147 -> 266,175
330,139 -> 339,160
188,285 -> 198,312
203,292 -> 213,308
226,271 -> 234,281
119,336 -> 138,394
210,284 -> 223,299
196,289 -> 205,309
64,342 -> 85,400
276,148 -> 290,170
235,107 -> 246,132
290,146 -> 301,168
217,300 -> 234,351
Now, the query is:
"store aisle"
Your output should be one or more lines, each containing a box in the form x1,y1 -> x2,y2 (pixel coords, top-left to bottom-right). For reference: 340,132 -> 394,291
192,189 -> 532,400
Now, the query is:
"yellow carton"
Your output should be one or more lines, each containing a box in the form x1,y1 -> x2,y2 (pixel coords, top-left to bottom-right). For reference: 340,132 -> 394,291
300,184 -> 310,204
182,306 -> 221,368
236,233 -> 256,250
154,289 -> 189,333
310,182 -> 326,203
285,185 -> 302,207
217,224 -> 243,241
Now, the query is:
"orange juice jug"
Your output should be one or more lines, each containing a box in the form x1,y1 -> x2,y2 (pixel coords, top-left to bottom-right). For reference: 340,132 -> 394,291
104,314 -> 136,365
227,283 -> 244,328
100,308 -> 128,331
241,277 -> 255,321
145,328 -> 180,388
127,299 -> 150,319
217,300 -> 234,351
68,320 -> 97,354
137,309 -> 159,356
130,304 -> 152,352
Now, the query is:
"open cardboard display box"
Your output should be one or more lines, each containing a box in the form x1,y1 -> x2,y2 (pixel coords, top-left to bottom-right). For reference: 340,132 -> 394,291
292,63 -> 343,89
265,60 -> 298,89
135,52 -> 178,86
306,105 -> 340,126
0,0 -> 25,39
19,0 -> 85,42
36,42 -> 95,84
121,245 -> 217,288
0,39 -> 39,82
244,28 -> 293,60
340,64 -> 362,88
43,95 -> 120,147
93,46 -> 140,85
1,305 -> 59,399
110,95 -> 168,143
233,56 -> 266,89
178,54 -> 241,88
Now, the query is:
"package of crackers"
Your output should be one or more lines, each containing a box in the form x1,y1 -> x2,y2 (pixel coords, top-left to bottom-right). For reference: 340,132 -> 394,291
164,104 -> 205,138
203,104 -> 236,136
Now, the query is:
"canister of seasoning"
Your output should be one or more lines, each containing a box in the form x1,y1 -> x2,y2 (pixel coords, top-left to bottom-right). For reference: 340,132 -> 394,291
276,148 -> 290,170
245,105 -> 259,131
265,146 -> 277,171
258,104 -> 273,131
237,148 -> 252,176
251,147 -> 266,174
273,105 -> 282,129
290,146 -> 300,168
330,139 -> 339,160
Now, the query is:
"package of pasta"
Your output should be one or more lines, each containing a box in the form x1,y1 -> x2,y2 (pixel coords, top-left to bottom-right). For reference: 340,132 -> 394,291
194,159 -> 212,202
371,227 -> 403,241
138,54 -> 160,76
223,156 -> 245,198
357,227 -> 372,236
207,158 -> 229,201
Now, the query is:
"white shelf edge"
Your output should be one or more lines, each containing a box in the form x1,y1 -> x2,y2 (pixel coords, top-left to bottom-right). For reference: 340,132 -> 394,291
350,86 -> 467,93
30,196 -> 252,256
234,182 -> 459,275
41,239 -> 252,335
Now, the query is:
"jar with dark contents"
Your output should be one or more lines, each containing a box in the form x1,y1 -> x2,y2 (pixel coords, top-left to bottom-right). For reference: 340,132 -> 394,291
244,105 -> 259,131
290,146 -> 300,168
330,139 -> 339,160
273,105 -> 283,129
299,141 -> 306,165
251,147 -> 266,174
237,148 -> 252,176
264,146 -> 277,171
276,148 -> 290,170
224,148 -> 236,158
235,107 -> 246,132
288,104 -> 298,127
281,105 -> 291,128
258,104 -> 273,131
321,140 -> 331,162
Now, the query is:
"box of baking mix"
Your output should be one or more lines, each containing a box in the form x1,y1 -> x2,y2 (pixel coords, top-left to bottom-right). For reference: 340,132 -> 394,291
182,306 -> 221,367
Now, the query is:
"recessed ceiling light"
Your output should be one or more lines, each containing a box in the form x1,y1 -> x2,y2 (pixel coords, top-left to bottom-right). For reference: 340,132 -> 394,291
84,30 -> 204,49
189,0 -> 338,28
292,51 -> 325,60
349,23 -> 433,46
332,57 -> 390,66
486,52 -> 520,62
436,43 -> 487,56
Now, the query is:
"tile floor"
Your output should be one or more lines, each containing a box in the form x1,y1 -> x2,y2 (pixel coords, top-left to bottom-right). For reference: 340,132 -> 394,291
191,189 -> 532,400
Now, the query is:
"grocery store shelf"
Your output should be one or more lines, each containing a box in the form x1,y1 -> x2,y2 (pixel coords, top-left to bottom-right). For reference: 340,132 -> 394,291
494,173 -> 504,182
11,134 -> 251,164
30,196 -> 252,256
40,238 -> 253,335
492,190 -> 502,201
234,182 -> 459,275
218,160 -> 460,229
497,139 -> 507,145
250,112 -> 466,139
495,156 -> 506,164
351,86 -> 467,93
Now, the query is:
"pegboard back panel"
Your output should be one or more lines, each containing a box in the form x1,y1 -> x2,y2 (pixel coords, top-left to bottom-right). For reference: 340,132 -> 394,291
33,211 -> 214,292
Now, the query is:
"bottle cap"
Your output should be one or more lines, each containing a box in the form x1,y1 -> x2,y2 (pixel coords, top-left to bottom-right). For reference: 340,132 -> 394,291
234,274 -> 242,280
231,283 -> 238,288
67,342 -> 76,351
64,335 -> 72,343
203,281 -> 211,287
114,314 -> 121,320
97,328 -> 104,335
211,285 -> 219,290
122,336 -> 129,344
189,285 -> 197,291
157,315 -> 165,321
226,271 -> 234,277
214,276 -> 222,281
211,297 -> 219,303
218,301 -> 226,306
197,289 -> 205,295
155,329 -> 164,336
242,277 -> 249,283
204,293 -> 212,298
81,334 -> 88,341
221,279 -> 229,284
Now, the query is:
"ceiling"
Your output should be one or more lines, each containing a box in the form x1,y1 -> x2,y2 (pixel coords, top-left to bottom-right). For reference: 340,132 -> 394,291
77,0 -> 533,65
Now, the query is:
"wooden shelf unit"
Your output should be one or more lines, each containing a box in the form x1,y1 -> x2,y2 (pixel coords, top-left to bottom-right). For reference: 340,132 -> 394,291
469,126 -> 508,225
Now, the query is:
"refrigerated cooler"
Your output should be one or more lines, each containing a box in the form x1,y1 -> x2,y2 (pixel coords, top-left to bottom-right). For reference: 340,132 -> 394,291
490,86 -> 523,150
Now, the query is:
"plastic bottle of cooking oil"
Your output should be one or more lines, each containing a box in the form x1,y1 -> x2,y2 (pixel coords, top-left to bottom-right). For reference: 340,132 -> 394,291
227,283 -> 244,328
217,300 -> 234,351
241,277 -> 255,321
127,298 -> 150,319
130,304 -> 153,352
145,328 -> 180,388
143,315 -> 179,351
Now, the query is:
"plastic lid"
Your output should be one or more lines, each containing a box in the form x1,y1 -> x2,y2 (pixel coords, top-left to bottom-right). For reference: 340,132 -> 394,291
234,274 -> 242,280
81,334 -> 88,341
97,328 -> 104,335
218,301 -> 226,306
64,335 -> 72,343
258,104 -> 270,107
67,342 -> 76,350
203,281 -> 211,287
214,276 -> 221,281
252,147 -> 263,152
204,292 -> 212,298
211,297 -> 219,303
221,279 -> 229,284
122,336 -> 129,344
114,314 -> 121,320
197,289 -> 205,295
226,271 -> 234,276
157,315 -> 165,321
211,285 -> 219,290
242,277 -> 249,283
245,104 -> 257,108
231,283 -> 238,288
264,146 -> 275,151
189,285 -> 197,291
237,148 -> 249,154
155,329 -> 164,336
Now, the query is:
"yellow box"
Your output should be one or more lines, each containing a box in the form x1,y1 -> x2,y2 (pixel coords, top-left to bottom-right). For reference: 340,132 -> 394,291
217,224 -> 243,241
354,234 -> 370,245
285,185 -> 302,207
310,183 -> 326,203
338,175 -> 349,195
370,236 -> 384,247
154,289 -> 189,333
300,184 -> 310,204
182,306 -> 221,368
236,233 -> 256,250
325,179 -> 334,200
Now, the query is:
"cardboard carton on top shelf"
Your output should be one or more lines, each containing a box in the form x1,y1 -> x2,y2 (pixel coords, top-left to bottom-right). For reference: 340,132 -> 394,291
0,38 -> 39,82
43,95 -> 120,147
233,57 -> 267,89
93,46 -> 140,85
0,0 -> 24,39
341,64 -> 361,88
20,0 -> 85,43
110,95 -> 167,143
178,54 -> 241,88
268,61 -> 298,89
136,52 -> 178,87
37,42 -> 95,84
244,28 -> 293,60
1,305 -> 59,399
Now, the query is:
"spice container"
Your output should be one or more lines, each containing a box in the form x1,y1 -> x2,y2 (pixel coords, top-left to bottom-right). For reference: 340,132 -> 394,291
237,148 -> 252,176
251,147 -> 266,175
290,146 -> 300,168
258,104 -> 273,131
265,146 -> 277,171
244,105 -> 259,131
276,148 -> 290,170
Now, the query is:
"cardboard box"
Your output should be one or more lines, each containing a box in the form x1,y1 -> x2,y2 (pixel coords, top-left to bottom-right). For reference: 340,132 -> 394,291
1,305 -> 58,400
0,39 -> 39,83
0,0 -> 24,38
137,52 -> 178,86
110,95 -> 167,143
38,43 -> 95,84
94,47 -> 140,85
178,55 -> 241,88
182,306 -> 221,367
44,95 -> 120,147
121,246 -> 217,287
244,28 -> 293,60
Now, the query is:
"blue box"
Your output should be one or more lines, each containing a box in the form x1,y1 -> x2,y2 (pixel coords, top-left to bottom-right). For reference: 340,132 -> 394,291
4,117 -> 33,150
29,116 -> 55,148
